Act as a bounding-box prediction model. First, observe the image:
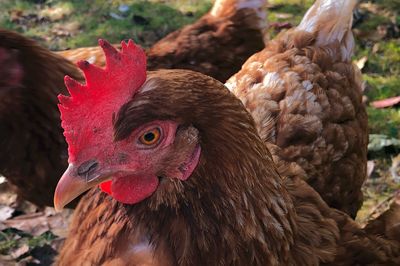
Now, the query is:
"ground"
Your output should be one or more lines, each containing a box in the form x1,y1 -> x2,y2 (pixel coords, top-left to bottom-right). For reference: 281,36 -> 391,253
0,0 -> 399,264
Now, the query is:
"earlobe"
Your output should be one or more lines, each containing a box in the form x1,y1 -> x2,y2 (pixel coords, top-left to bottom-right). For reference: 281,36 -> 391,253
162,144 -> 201,181
159,126 -> 201,181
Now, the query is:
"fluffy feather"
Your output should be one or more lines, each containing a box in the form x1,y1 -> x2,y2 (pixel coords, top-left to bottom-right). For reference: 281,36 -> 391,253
297,0 -> 356,61
226,0 -> 367,217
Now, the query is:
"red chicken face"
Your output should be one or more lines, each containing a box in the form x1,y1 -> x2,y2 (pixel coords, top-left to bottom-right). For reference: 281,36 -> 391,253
55,118 -> 201,208
54,40 -> 201,209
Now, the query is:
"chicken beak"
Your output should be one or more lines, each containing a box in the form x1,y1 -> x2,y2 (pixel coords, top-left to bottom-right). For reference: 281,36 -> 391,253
54,163 -> 110,211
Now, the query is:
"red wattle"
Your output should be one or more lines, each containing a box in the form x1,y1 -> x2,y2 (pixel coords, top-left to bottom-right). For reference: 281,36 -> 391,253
100,180 -> 112,195
111,175 -> 159,204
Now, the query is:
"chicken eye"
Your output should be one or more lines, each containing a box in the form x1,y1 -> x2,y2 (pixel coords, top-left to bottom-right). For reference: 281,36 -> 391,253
139,128 -> 161,146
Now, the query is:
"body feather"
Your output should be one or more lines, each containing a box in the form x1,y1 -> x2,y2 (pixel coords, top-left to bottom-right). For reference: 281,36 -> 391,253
226,0 -> 367,217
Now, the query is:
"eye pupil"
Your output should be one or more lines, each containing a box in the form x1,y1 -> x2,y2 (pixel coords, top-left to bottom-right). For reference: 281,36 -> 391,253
144,132 -> 155,142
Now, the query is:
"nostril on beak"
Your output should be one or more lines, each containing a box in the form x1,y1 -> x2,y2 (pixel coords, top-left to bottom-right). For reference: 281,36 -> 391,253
77,160 -> 99,177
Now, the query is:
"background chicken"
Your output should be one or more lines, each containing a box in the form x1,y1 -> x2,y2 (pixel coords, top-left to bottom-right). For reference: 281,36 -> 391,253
0,0 -> 266,207
225,0 -> 368,217
0,29 -> 82,207
54,0 -> 399,264
56,0 -> 267,82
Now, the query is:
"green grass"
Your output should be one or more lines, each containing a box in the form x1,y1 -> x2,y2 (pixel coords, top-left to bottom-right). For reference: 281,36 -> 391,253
357,14 -> 391,34
368,107 -> 400,139
370,0 -> 400,11
0,0 -> 211,50
357,40 -> 400,75
0,229 -> 56,258
267,0 -> 313,30
351,0 -> 400,141
364,75 -> 400,100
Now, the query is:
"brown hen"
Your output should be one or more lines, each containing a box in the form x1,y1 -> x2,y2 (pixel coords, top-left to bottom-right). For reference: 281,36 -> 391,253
55,68 -> 399,266
56,0 -> 267,82
226,0 -> 368,217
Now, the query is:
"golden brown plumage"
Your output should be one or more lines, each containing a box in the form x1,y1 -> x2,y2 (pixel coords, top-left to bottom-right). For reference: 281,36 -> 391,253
0,29 -> 83,207
56,0 -> 266,82
226,0 -> 368,217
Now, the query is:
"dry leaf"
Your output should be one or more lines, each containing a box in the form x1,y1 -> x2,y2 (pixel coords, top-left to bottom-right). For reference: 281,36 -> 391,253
390,154 -> 400,183
10,244 -> 29,259
355,56 -> 368,70
0,181 -> 18,206
17,255 -> 41,265
275,13 -> 293,19
0,254 -> 17,266
367,160 -> 375,178
0,205 -> 14,222
40,6 -> 72,21
1,209 -> 73,236
372,43 -> 380,54
371,96 -> 400,108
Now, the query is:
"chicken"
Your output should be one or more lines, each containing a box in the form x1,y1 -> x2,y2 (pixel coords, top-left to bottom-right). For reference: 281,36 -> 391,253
56,0 -> 267,82
225,0 -> 368,217
54,2 -> 399,263
0,29 -> 83,207
0,0 -> 265,207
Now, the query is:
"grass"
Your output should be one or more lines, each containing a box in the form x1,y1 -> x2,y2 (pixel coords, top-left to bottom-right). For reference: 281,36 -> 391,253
0,229 -> 56,256
364,74 -> 400,100
267,0 -> 312,37
368,107 -> 400,139
0,0 -> 212,50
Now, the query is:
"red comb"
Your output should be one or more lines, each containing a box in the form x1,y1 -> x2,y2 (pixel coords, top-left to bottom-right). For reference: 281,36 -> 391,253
58,39 -> 147,162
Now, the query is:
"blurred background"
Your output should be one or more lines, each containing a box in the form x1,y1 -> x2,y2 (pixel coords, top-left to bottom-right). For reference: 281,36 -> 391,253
0,0 -> 399,264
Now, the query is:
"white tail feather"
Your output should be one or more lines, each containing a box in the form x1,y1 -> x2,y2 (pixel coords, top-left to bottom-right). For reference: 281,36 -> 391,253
297,0 -> 357,61
211,0 -> 267,25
